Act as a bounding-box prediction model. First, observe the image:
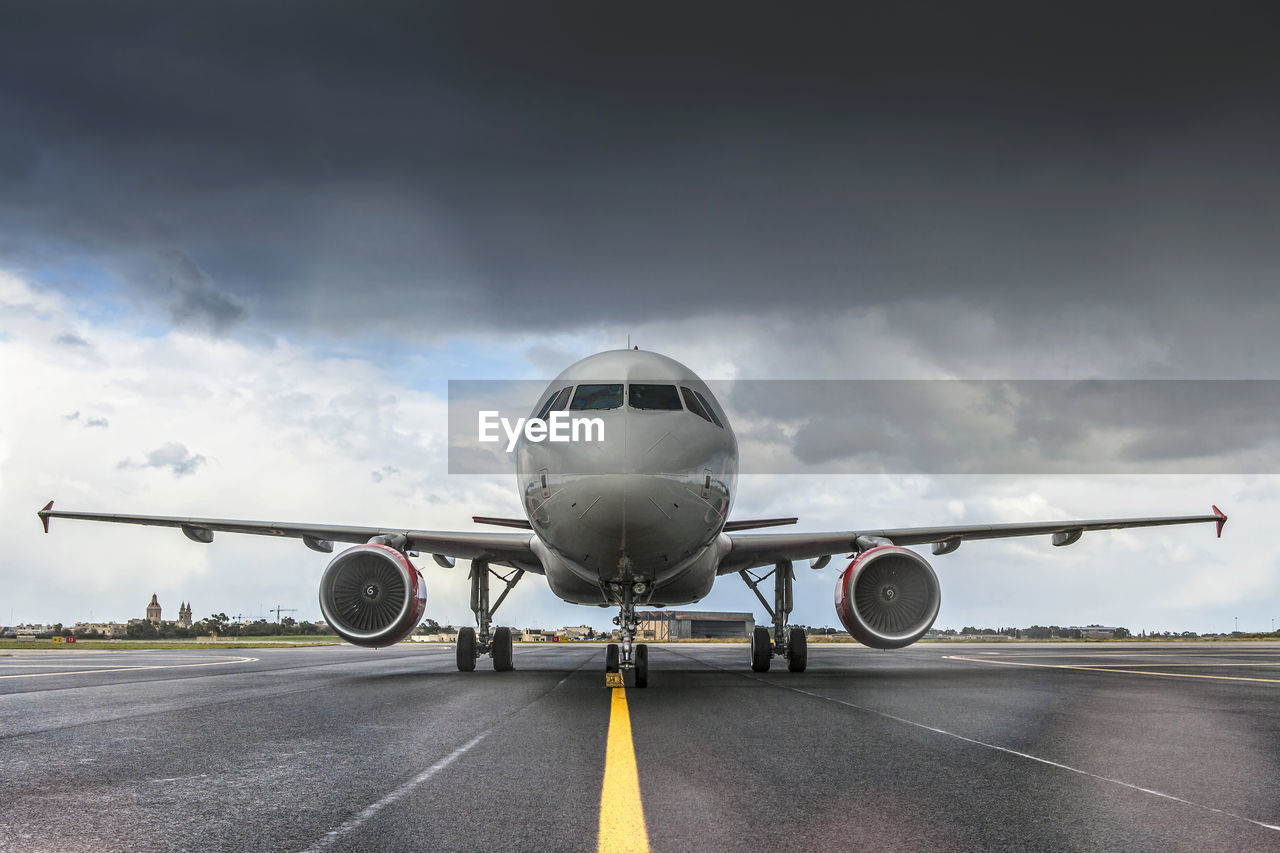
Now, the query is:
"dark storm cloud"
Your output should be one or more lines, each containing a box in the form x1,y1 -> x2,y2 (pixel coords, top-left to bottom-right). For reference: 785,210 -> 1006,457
1,2 -> 1278,338
152,251 -> 248,333
730,379 -> 1280,474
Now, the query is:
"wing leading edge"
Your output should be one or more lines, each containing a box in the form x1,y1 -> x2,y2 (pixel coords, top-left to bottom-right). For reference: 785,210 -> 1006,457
718,506 -> 1227,574
37,502 -> 541,572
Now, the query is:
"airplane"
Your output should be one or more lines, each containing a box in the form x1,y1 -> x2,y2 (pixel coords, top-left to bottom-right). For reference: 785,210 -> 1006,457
37,348 -> 1228,687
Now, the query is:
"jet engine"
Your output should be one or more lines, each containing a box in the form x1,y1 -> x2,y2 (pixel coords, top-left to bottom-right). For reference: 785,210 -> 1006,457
318,544 -> 427,647
834,546 -> 941,649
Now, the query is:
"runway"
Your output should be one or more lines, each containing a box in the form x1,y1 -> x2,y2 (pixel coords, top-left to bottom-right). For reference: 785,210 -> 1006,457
2,642 -> 1278,852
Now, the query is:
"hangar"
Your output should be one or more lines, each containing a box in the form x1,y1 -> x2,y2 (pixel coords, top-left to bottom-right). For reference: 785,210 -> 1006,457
637,611 -> 755,641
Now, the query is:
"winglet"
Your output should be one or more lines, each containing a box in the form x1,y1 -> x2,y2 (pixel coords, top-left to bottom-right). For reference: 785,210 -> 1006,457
38,500 -> 54,533
1212,505 -> 1227,538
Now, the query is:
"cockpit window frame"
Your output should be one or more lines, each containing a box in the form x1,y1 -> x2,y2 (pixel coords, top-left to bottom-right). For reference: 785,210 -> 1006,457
628,383 -> 684,412
535,386 -> 573,421
569,383 -> 624,411
692,388 -> 724,428
680,386 -> 712,424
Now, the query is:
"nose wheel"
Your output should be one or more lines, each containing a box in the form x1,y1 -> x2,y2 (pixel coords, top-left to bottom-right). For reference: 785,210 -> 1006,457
605,641 -> 648,686
604,583 -> 649,687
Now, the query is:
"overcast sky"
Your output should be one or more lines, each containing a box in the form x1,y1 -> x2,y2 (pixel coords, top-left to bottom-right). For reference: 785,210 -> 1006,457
2,2 -> 1277,634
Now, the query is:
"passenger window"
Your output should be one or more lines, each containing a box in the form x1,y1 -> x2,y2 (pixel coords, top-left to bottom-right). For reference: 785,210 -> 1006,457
629,384 -> 682,411
535,387 -> 571,421
693,390 -> 724,428
569,383 -> 623,410
681,387 -> 712,423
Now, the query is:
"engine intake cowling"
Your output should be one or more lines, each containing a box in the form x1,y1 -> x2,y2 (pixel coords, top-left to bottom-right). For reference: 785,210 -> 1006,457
835,546 -> 941,649
319,544 -> 427,647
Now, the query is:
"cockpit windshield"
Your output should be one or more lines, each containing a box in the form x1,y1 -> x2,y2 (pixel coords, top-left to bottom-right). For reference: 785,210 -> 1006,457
682,386 -> 724,427
535,386 -> 573,420
569,383 -> 623,410
628,384 -> 682,411
694,389 -> 724,427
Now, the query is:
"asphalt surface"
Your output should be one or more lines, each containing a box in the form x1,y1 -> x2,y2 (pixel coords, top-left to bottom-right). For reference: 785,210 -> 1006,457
2,641 -> 1278,852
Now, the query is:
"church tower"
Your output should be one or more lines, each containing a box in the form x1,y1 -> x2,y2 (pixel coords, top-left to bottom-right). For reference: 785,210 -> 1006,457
146,593 -> 162,624
178,602 -> 193,628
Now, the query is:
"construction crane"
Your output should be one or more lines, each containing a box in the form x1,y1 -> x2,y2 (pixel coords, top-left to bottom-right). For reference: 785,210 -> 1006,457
268,605 -> 298,623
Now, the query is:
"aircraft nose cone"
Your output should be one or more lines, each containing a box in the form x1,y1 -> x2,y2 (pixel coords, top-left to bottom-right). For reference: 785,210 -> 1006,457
544,473 -> 716,580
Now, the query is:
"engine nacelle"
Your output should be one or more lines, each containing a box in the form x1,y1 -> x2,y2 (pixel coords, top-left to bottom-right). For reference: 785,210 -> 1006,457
834,546 -> 941,649
318,544 -> 427,647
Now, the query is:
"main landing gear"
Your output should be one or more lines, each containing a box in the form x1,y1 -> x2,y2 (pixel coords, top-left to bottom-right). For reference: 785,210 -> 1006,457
739,560 -> 807,673
604,581 -> 649,688
456,559 -> 525,672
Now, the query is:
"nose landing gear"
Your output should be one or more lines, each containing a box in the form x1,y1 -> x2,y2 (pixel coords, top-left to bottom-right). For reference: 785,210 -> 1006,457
605,581 -> 649,687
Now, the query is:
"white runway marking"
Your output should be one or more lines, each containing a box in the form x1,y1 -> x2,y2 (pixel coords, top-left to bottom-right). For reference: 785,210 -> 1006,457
762,676 -> 1280,834
298,648 -> 598,853
673,648 -> 1280,835
299,734 -> 489,853
944,654 -> 1280,684
0,655 -> 258,679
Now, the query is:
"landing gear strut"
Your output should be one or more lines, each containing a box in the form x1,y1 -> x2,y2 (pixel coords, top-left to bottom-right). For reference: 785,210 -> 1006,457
456,559 -> 524,671
605,581 -> 649,687
739,560 -> 806,673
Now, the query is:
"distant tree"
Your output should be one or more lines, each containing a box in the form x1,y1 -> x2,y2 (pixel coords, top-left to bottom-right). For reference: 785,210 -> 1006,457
127,619 -> 159,639
1113,627 -> 1131,639
1025,625 -> 1052,639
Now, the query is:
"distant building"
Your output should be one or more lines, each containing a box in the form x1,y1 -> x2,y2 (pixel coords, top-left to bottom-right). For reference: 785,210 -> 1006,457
406,632 -> 455,642
637,611 -> 755,641
1071,625 -> 1121,639
561,625 -> 593,639
146,594 -> 162,624
178,602 -> 193,628
73,621 -> 127,638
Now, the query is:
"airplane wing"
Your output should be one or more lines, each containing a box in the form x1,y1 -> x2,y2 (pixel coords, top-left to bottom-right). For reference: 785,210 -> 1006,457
37,502 -> 542,572
717,506 -> 1227,574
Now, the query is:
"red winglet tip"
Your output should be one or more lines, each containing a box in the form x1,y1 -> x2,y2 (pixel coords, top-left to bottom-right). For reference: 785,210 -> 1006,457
39,500 -> 54,533
1212,505 -> 1227,538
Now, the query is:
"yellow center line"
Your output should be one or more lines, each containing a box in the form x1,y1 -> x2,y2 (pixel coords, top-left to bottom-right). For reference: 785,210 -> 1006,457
597,688 -> 650,853
945,655 -> 1280,684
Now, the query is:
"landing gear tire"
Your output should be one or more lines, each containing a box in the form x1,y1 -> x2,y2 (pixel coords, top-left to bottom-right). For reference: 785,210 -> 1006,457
634,644 -> 649,688
786,626 -> 807,672
606,643 -> 620,673
456,627 -> 476,672
751,626 -> 771,672
492,626 -> 513,672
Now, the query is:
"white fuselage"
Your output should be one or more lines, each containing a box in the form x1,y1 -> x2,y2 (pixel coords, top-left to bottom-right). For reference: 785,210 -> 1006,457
516,350 -> 738,606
